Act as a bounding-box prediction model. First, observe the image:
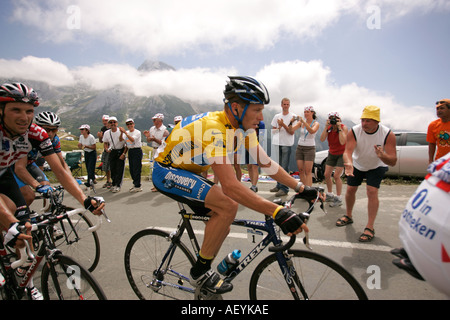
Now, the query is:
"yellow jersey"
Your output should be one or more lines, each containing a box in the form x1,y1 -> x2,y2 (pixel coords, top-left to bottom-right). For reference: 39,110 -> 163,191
155,110 -> 258,175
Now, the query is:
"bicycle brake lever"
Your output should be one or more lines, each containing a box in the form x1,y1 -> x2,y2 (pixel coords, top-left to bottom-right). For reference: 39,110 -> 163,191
303,232 -> 313,250
101,209 -> 111,223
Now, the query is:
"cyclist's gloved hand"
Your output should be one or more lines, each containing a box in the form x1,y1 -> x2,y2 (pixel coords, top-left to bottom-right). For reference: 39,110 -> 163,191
273,207 -> 305,235
3,221 -> 26,248
84,196 -> 105,213
295,185 -> 319,203
35,184 -> 53,195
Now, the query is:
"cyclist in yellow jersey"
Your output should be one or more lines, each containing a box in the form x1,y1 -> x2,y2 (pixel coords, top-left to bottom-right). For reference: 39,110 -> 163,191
153,76 -> 321,294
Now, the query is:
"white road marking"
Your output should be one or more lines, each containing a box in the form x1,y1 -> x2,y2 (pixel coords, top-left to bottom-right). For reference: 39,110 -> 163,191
152,227 -> 393,252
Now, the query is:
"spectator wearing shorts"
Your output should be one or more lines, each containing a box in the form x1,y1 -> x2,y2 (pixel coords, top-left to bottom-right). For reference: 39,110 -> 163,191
337,106 -> 397,242
292,106 -> 320,186
319,111 -> 348,207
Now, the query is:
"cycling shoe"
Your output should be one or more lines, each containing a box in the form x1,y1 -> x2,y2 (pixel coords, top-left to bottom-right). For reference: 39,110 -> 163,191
392,258 -> 424,281
190,269 -> 233,294
390,247 -> 409,259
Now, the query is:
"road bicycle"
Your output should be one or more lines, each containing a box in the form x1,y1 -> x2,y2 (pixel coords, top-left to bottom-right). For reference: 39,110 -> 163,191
33,185 -> 103,272
0,208 -> 107,300
124,187 -> 368,300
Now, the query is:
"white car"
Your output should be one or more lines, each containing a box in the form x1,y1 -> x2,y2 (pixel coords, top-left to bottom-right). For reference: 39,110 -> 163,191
314,132 -> 428,180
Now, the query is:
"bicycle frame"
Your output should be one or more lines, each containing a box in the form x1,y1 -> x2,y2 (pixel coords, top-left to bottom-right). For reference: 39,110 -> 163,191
0,208 -> 88,299
153,194 -> 321,297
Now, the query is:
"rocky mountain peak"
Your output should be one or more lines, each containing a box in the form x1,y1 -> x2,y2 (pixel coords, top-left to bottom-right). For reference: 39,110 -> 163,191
137,60 -> 176,72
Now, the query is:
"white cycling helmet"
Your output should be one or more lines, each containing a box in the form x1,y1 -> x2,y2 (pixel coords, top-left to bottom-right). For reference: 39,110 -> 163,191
398,152 -> 450,297
35,111 -> 61,127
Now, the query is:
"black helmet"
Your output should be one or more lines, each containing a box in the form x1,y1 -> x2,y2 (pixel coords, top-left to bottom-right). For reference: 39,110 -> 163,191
224,76 -> 270,105
224,76 -> 269,129
35,111 -> 61,127
0,82 -> 39,107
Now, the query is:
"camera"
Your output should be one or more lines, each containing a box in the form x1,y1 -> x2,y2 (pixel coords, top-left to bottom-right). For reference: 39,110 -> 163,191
329,116 -> 337,125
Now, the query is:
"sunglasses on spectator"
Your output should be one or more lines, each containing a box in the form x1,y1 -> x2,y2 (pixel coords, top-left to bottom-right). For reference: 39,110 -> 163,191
109,121 -> 118,124
436,101 -> 450,105
126,122 -> 134,125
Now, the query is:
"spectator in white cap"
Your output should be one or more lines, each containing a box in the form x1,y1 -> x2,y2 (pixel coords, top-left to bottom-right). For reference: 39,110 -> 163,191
120,118 -> 143,192
167,115 -> 183,134
98,114 -> 112,188
78,124 -> 97,187
144,113 -> 169,192
102,116 -> 127,193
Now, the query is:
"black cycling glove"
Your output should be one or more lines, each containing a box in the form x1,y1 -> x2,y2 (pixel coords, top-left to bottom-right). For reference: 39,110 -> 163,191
296,185 -> 319,202
84,196 -> 105,213
273,207 -> 305,235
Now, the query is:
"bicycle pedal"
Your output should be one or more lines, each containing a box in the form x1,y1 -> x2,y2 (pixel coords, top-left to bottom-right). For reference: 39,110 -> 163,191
194,287 -> 223,300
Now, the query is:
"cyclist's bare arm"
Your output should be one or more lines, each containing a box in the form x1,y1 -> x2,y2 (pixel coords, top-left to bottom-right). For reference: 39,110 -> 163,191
14,156 -> 50,189
254,144 -> 306,191
209,160 -> 280,217
56,151 -> 71,174
45,153 -> 105,215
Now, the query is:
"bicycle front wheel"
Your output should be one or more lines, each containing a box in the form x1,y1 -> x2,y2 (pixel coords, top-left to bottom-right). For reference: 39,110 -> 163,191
249,249 -> 368,300
53,209 -> 101,272
41,254 -> 107,300
124,228 -> 196,300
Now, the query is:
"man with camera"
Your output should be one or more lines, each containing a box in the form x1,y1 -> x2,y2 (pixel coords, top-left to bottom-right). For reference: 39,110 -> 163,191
319,112 -> 348,207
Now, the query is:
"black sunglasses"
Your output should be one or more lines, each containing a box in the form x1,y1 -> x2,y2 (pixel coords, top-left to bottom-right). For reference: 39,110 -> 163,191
436,101 -> 450,106
43,127 -> 58,132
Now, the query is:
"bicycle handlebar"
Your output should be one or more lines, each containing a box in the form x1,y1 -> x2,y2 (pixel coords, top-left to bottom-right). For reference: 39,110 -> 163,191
269,235 -> 297,252
10,240 -> 34,269
269,187 -> 325,252
10,208 -> 99,269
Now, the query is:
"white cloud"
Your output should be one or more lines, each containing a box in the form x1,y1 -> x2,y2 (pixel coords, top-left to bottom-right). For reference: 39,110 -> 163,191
0,56 -> 75,86
72,63 -> 235,102
8,0 -> 357,56
256,60 -> 435,131
11,0 -> 450,58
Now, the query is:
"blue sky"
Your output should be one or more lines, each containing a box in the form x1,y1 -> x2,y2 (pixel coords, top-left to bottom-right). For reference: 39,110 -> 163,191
1,0 -> 449,131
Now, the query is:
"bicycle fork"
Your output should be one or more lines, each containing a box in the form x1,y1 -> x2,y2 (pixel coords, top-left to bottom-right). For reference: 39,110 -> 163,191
276,252 -> 309,300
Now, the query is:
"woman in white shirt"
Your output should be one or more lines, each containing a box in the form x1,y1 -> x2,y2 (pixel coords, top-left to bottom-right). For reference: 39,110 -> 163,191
78,124 -> 97,187
292,106 -> 320,186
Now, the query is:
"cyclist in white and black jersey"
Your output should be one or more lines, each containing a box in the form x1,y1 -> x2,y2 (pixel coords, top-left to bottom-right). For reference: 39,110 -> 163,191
0,83 -> 106,300
0,83 -> 106,249
13,111 -> 78,207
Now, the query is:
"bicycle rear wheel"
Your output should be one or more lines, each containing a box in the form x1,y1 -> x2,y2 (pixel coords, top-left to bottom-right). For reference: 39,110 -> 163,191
53,209 -> 101,272
124,228 -> 196,300
41,254 -> 106,300
249,249 -> 368,300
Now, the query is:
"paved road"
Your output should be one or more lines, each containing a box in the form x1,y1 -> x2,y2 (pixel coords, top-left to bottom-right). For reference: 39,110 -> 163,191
36,177 -> 447,300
